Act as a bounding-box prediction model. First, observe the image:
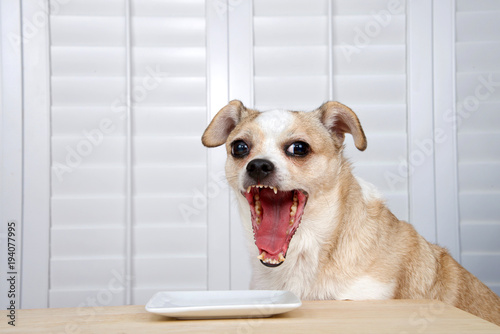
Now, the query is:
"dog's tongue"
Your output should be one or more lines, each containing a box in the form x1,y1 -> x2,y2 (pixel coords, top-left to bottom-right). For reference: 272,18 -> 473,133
253,190 -> 293,255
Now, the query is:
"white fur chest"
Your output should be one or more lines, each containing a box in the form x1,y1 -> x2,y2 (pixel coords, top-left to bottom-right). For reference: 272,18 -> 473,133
249,227 -> 322,299
250,240 -> 395,301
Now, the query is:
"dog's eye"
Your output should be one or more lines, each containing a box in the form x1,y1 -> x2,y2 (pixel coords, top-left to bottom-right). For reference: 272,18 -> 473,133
231,140 -> 250,158
286,142 -> 310,157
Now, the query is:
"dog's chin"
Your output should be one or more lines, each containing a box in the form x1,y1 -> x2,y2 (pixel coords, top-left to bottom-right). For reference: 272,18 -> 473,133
242,185 -> 308,268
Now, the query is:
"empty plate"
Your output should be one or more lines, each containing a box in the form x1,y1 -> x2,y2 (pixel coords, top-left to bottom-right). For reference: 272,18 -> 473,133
145,290 -> 302,319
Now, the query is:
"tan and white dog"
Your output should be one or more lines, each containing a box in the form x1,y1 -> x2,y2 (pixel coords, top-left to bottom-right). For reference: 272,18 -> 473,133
202,100 -> 500,326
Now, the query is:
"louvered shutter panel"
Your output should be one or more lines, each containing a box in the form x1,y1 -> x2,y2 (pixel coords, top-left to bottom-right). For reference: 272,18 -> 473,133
253,0 -> 329,110
130,0 -> 207,304
50,0 -> 128,307
49,0 -> 207,307
456,0 -> 500,296
330,0 -> 408,220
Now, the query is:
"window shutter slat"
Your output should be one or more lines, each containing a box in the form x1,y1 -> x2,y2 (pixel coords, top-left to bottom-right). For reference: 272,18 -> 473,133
456,3 -> 500,292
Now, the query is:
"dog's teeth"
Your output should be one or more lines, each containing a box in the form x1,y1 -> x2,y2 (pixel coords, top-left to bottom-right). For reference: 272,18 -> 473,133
290,202 -> 297,217
289,218 -> 294,225
278,253 -> 285,262
273,187 -> 278,194
257,253 -> 265,260
247,186 -> 252,193
256,217 -> 261,224
255,202 -> 262,216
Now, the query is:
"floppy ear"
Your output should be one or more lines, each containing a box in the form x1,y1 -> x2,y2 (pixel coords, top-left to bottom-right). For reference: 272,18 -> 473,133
316,101 -> 367,151
202,100 -> 250,147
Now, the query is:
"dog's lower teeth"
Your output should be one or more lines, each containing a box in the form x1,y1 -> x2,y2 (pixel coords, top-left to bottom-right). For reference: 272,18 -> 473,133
278,253 -> 285,262
257,252 -> 286,264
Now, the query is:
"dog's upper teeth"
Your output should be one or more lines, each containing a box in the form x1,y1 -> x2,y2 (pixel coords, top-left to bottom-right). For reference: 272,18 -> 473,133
290,201 -> 297,217
247,185 -> 278,194
254,194 -> 262,216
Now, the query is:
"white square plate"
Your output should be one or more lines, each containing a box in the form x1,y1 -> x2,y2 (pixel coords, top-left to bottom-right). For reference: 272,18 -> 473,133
145,290 -> 302,319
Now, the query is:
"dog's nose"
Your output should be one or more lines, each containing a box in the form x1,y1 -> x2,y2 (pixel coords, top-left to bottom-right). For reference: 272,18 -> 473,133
246,159 -> 275,183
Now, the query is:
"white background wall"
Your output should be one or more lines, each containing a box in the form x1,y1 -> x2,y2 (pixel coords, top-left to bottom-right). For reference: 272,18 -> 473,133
0,0 -> 499,309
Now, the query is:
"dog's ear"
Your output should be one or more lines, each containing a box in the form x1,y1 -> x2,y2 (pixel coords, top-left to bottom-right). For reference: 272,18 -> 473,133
316,101 -> 367,151
202,100 -> 251,147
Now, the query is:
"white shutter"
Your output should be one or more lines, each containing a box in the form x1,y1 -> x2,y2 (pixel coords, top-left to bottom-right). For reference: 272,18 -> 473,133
253,0 -> 329,110
331,0 -> 408,221
131,0 -> 207,303
456,0 -> 500,295
49,0 -> 208,307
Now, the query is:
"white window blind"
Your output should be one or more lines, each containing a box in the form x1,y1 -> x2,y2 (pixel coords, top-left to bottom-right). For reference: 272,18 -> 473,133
456,0 -> 500,295
49,0 -> 208,307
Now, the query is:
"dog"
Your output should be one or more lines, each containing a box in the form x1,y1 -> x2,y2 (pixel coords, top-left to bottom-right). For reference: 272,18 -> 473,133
201,100 -> 500,326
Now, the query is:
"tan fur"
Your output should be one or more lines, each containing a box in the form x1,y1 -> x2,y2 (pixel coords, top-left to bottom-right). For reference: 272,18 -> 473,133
202,100 -> 500,326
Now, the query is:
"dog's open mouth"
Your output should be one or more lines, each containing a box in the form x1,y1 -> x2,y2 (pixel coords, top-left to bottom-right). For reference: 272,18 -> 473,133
243,185 -> 308,268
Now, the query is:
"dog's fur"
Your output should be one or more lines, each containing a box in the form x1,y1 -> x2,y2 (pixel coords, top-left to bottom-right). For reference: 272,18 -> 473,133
202,100 -> 500,326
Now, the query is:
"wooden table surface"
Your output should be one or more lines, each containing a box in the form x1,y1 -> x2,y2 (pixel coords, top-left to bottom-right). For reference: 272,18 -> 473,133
1,299 -> 499,333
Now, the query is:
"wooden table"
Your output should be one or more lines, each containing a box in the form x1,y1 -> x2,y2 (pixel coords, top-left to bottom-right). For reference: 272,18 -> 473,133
1,299 -> 499,333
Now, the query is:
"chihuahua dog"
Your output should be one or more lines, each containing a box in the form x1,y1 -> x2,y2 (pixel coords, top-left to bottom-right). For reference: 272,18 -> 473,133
202,100 -> 500,326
